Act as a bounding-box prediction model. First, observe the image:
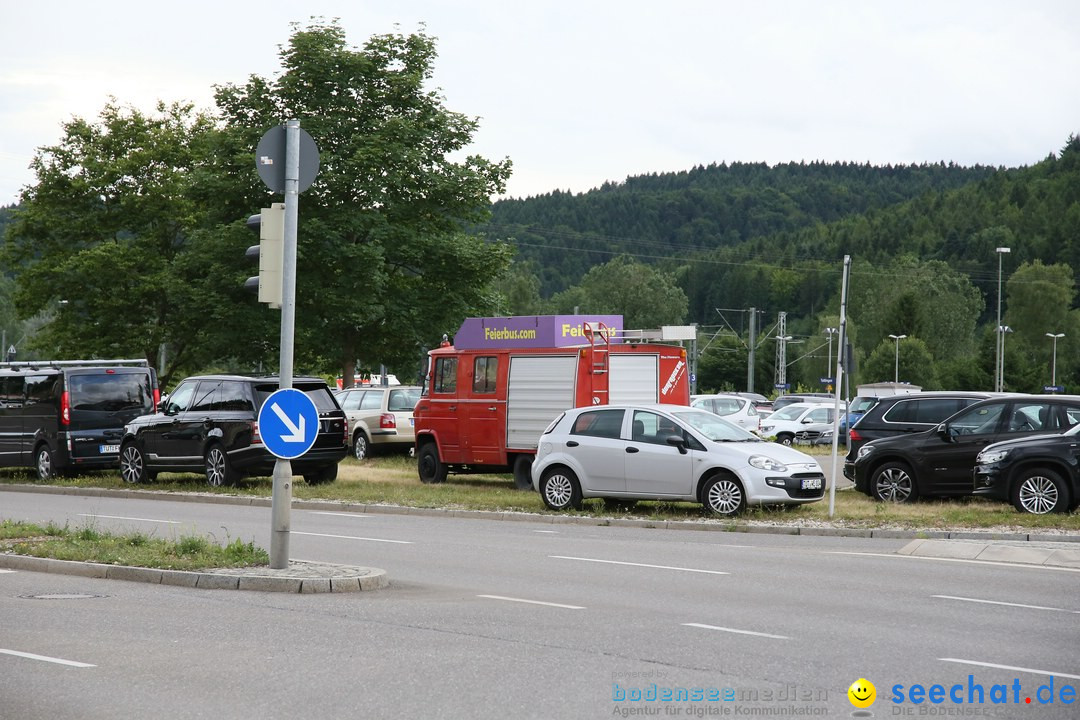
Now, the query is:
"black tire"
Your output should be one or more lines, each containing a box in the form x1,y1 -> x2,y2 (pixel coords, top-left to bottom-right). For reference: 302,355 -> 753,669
119,443 -> 148,484
870,461 -> 919,503
512,454 -> 534,490
701,475 -> 746,516
35,445 -> 56,481
353,432 -> 370,461
204,444 -> 238,487
417,442 -> 447,484
1011,468 -> 1069,514
775,433 -> 794,446
539,467 -> 583,510
304,463 -> 339,485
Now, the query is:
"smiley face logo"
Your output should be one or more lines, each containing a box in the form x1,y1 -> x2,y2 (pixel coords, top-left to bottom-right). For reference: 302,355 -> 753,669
848,678 -> 876,708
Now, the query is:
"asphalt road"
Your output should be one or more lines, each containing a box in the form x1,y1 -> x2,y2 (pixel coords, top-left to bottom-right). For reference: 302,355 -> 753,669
1,490 -> 1077,719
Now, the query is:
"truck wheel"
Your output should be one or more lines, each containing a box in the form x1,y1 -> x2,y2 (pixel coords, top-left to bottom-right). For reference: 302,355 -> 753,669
539,467 -> 582,510
417,443 -> 447,484
512,455 -> 534,490
1012,468 -> 1068,514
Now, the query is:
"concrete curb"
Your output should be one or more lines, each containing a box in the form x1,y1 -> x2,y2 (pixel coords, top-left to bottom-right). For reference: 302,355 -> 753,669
0,552 -> 389,593
897,539 -> 1080,569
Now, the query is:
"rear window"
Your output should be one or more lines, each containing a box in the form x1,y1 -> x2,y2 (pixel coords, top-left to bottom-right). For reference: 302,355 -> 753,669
882,398 -> 965,424
68,373 -> 154,413
253,382 -> 341,412
388,388 -> 421,412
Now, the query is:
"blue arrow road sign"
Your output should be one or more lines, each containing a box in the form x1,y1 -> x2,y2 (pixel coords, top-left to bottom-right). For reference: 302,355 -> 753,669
258,388 -> 319,459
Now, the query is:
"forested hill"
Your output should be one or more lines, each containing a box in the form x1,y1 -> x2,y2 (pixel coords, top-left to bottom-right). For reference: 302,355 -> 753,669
484,159 -> 1001,296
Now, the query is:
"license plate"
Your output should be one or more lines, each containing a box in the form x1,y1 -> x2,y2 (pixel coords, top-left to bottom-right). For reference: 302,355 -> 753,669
801,477 -> 822,490
100,444 -> 120,454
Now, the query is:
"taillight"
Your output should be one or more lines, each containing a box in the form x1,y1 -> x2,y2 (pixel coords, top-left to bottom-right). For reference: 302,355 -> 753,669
61,391 -> 71,425
153,388 -> 161,410
379,413 -> 396,429
343,418 -> 349,444
251,421 -> 262,444
848,428 -> 862,443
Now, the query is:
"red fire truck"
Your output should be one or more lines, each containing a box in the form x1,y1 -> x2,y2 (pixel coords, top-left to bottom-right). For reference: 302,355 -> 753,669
413,315 -> 691,488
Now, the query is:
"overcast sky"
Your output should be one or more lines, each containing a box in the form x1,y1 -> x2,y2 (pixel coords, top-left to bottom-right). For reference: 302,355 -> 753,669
2,1 -> 1078,206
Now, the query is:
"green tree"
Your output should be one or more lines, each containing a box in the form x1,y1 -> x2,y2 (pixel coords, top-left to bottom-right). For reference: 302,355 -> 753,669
860,336 -> 938,389
211,20 -> 513,385
545,254 -> 688,329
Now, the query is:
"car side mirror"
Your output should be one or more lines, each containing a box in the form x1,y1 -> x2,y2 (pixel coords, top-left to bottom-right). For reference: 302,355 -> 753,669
665,434 -> 688,454
937,422 -> 954,442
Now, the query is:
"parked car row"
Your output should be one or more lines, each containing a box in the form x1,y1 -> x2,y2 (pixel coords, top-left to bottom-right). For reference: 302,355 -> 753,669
844,392 -> 1080,514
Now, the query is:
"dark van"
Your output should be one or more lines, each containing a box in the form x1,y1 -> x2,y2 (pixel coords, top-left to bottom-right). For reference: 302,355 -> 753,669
0,360 -> 158,479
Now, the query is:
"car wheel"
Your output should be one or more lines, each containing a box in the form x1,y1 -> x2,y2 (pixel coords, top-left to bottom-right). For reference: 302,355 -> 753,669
417,442 -> 447,484
702,475 -> 746,516
119,443 -> 148,484
870,461 -> 919,503
775,433 -> 794,446
304,464 -> 338,485
35,445 -> 55,481
204,444 -> 238,487
512,454 -> 534,490
353,432 -> 370,461
539,467 -> 583,510
1012,468 -> 1069,514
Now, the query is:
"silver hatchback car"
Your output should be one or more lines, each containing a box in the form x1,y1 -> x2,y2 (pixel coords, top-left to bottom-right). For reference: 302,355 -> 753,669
531,404 -> 826,515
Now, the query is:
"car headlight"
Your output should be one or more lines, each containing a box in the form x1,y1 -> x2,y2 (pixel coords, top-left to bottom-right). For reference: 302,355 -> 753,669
749,455 -> 788,472
856,444 -> 875,460
760,425 -> 774,433
977,448 -> 1009,464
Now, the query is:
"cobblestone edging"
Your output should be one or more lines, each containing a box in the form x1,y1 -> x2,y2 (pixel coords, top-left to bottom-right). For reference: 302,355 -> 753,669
3,482 -> 1079,543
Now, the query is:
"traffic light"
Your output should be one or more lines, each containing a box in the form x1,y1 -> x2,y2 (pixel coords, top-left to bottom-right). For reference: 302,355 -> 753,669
245,203 -> 284,308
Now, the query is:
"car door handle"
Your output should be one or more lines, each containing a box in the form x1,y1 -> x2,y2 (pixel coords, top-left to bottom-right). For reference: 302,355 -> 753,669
626,447 -> 639,453
566,441 -> 579,447
487,406 -> 497,411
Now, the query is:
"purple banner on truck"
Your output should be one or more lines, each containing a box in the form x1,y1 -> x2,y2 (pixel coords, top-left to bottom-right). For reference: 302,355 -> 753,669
452,315 -> 624,350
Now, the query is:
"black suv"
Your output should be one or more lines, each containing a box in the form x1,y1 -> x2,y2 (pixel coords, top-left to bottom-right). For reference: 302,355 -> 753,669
849,395 -> 1080,503
844,391 -> 1000,461
973,425 -> 1080,514
119,375 -> 347,486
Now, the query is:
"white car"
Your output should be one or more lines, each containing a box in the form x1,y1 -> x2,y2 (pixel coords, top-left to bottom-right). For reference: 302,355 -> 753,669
690,394 -> 761,434
531,404 -> 826,516
759,403 -> 839,446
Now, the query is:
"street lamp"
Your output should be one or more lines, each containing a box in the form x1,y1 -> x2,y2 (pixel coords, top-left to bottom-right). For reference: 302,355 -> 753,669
999,326 -> 1013,390
995,247 -> 1011,392
1046,332 -> 1065,390
888,334 -> 906,383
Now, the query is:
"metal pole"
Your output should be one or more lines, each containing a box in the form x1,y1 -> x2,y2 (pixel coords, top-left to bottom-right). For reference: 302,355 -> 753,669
747,307 -> 756,393
828,256 -> 851,518
270,119 -> 301,569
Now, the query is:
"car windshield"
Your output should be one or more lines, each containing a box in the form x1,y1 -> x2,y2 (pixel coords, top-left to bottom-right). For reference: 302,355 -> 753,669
670,409 -> 761,442
770,405 -> 811,421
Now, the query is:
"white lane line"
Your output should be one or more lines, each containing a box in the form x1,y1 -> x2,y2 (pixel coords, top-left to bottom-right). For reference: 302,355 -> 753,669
939,658 -> 1080,681
683,623 -> 789,640
551,555 -> 728,575
78,513 -> 179,524
0,569 -> 15,574
308,512 -> 369,518
534,530 -> 559,534
292,531 -> 412,544
477,595 -> 585,610
0,649 -> 95,668
825,551 -> 1080,573
932,595 -> 1080,615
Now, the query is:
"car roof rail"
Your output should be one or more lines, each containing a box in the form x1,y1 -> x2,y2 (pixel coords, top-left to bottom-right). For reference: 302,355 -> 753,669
0,358 -> 149,370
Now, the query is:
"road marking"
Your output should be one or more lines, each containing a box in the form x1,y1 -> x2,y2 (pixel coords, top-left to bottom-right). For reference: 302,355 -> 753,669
825,551 -> 1080,573
308,512 -> 369,518
78,513 -> 180,524
550,555 -> 728,575
0,569 -> 15,574
292,531 -> 412,544
939,658 -> 1080,681
477,595 -> 585,610
932,595 -> 1080,614
683,623 -> 789,640
533,530 -> 559,534
0,649 -> 95,668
